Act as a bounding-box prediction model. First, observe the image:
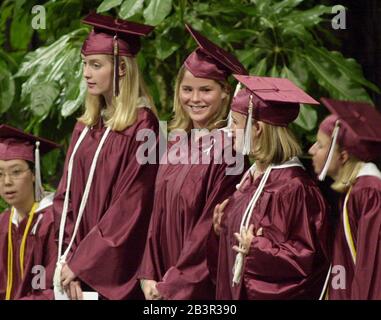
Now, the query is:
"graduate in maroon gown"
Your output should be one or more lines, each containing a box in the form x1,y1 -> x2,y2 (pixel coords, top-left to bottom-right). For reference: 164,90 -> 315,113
138,24 -> 248,300
213,75 -> 330,300
0,125 -> 59,300
309,98 -> 381,300
52,13 -> 159,300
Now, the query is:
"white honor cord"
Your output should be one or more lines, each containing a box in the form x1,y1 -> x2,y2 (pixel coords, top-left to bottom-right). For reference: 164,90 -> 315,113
232,157 -> 304,286
57,126 -> 89,262
343,189 -> 356,264
319,264 -> 332,300
236,163 -> 256,190
57,126 -> 111,263
54,127 -> 90,292
318,121 -> 340,181
232,165 -> 273,286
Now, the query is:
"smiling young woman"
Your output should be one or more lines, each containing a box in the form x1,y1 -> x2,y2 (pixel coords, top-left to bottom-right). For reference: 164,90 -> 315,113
170,65 -> 230,132
138,24 -> 249,300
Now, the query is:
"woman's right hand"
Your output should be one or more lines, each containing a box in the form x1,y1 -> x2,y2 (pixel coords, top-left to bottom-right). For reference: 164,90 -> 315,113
213,198 -> 229,236
141,279 -> 162,300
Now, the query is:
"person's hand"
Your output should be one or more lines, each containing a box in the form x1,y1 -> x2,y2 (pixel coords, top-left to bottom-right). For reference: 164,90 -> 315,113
232,225 -> 263,255
213,199 -> 229,236
66,280 -> 83,300
61,262 -> 82,299
61,263 -> 76,287
141,279 -> 162,300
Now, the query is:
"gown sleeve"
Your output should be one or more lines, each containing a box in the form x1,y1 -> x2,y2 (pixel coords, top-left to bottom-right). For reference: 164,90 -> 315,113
350,187 -> 381,299
156,160 -> 243,299
243,183 -> 329,299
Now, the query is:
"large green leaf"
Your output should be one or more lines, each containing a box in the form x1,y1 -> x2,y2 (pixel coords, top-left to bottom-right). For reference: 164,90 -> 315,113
143,0 -> 173,26
0,0 -> 14,47
16,29 -> 87,118
280,23 -> 313,43
120,0 -> 144,19
0,63 -> 15,114
236,47 -> 265,67
304,51 -> 373,103
271,0 -> 304,15
294,104 -> 318,131
282,5 -> 332,28
30,82 -> 60,117
156,34 -> 180,60
250,0 -> 271,14
250,57 -> 267,76
0,49 -> 17,71
222,29 -> 261,43
309,46 -> 380,93
97,0 -> 123,13
10,1 -> 34,50
280,65 -> 304,88
62,79 -> 87,117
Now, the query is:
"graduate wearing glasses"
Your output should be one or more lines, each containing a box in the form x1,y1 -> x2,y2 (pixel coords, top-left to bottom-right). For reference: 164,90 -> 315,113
0,124 -> 59,300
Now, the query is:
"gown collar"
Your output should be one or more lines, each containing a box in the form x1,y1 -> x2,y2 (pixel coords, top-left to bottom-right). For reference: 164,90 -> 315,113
357,162 -> 381,180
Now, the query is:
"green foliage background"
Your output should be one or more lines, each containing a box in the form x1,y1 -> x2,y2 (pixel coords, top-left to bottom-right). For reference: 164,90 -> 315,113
0,0 -> 379,211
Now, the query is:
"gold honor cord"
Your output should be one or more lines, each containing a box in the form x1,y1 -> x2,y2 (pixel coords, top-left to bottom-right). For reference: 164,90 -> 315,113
6,202 -> 38,300
343,187 -> 357,265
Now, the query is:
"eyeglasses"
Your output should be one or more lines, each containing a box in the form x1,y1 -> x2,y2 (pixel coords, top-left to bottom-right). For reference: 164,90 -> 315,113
0,168 -> 31,182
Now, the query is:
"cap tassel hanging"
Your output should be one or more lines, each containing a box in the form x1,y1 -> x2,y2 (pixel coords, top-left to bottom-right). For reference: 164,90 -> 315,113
242,95 -> 253,155
34,141 -> 44,202
227,82 -> 243,128
318,120 -> 340,181
113,35 -> 120,97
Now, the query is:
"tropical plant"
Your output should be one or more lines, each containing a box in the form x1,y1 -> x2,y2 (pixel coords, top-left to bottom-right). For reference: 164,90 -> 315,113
0,0 -> 379,212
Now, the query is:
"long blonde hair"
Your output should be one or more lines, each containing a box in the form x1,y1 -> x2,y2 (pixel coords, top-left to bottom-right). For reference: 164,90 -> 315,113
78,55 -> 157,131
251,121 -> 302,165
168,65 -> 231,132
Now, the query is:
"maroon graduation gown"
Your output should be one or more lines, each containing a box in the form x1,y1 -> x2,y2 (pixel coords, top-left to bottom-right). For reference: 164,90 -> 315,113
53,107 -> 159,300
328,172 -> 381,299
0,203 -> 56,300
138,130 -> 248,299
216,165 -> 330,300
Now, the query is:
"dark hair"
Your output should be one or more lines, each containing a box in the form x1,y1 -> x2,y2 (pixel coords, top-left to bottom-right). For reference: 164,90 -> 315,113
26,161 -> 35,172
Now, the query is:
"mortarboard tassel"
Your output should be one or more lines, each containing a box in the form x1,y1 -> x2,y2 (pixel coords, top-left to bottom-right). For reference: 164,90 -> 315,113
226,82 -> 243,129
242,95 -> 253,155
318,120 -> 341,181
34,141 -> 44,202
113,35 -> 120,97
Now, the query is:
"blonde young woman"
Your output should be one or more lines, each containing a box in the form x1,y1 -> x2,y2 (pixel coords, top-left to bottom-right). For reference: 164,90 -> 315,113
52,13 -> 159,300
0,125 -> 59,300
309,98 -> 381,300
213,75 -> 330,299
138,25 -> 248,300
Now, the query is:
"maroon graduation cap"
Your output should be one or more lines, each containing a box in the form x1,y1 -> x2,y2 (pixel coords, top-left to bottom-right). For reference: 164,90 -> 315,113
183,24 -> 247,81
0,124 -> 60,201
320,98 -> 381,161
0,124 -> 59,162
81,12 -> 154,96
231,74 -> 319,126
